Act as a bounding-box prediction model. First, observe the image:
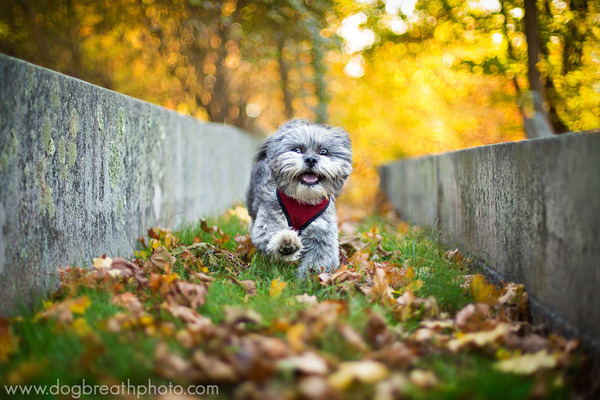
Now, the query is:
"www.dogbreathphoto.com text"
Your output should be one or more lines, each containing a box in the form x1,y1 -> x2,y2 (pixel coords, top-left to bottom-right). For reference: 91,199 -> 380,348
4,379 -> 218,398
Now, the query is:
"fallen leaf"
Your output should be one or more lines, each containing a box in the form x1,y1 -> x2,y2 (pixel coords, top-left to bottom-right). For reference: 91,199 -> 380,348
154,341 -> 201,383
494,350 -> 558,375
223,306 -> 263,326
239,280 -> 258,296
193,350 -> 239,382
39,296 -> 90,324
269,278 -> 287,298
278,352 -> 330,375
109,258 -> 149,286
328,360 -> 389,389
470,274 -> 500,305
370,267 -> 394,305
144,246 -> 176,273
286,323 -> 307,352
71,317 -> 92,337
167,281 -> 208,308
409,369 -> 438,389
298,376 -> 335,400
93,255 -> 112,270
0,319 -> 18,362
111,293 -> 142,315
295,293 -> 318,305
6,360 -> 47,385
372,342 -> 415,368
318,273 -> 332,285
455,303 -> 496,333
444,248 -> 463,263
337,322 -> 369,352
163,304 -> 212,332
447,323 -> 512,352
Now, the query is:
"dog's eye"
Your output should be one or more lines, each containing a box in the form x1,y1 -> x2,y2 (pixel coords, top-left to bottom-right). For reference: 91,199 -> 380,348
319,149 -> 329,156
292,148 -> 302,154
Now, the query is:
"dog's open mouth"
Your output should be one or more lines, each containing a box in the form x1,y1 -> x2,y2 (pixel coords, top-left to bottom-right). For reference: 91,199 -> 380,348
300,173 -> 319,186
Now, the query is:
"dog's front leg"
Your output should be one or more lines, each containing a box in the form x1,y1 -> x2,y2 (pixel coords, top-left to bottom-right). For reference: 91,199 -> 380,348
297,234 -> 340,277
250,208 -> 303,261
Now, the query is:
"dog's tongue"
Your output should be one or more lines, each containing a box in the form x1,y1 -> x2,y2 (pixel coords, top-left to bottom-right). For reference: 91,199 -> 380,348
302,173 -> 319,184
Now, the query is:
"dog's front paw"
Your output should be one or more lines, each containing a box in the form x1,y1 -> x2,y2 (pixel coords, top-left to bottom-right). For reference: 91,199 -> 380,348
266,230 -> 303,261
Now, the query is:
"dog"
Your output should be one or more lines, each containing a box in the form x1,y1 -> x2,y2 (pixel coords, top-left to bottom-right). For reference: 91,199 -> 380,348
246,119 -> 353,277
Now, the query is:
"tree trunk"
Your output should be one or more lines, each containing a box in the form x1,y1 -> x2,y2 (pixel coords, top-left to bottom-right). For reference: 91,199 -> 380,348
277,34 -> 294,120
522,0 -> 555,138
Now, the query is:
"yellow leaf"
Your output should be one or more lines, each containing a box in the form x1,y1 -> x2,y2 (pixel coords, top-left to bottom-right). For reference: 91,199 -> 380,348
494,350 -> 558,375
405,266 -> 415,281
447,323 -> 510,352
6,360 -> 46,385
286,323 -> 306,352
71,317 -> 91,337
269,278 -> 287,298
470,274 -> 500,304
69,296 -> 91,315
0,320 -> 19,362
134,250 -> 148,259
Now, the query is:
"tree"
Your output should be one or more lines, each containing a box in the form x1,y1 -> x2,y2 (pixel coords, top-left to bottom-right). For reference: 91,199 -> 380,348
0,0 -> 336,132
331,0 -> 599,138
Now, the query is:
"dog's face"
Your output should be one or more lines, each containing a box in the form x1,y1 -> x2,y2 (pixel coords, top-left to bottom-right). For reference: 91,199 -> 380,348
265,119 -> 353,205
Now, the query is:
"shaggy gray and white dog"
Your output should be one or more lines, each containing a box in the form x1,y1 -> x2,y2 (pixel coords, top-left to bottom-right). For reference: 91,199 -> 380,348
246,119 -> 353,277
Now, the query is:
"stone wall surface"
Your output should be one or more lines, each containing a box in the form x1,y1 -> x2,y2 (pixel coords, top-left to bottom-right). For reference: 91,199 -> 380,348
379,132 -> 600,356
0,55 -> 259,315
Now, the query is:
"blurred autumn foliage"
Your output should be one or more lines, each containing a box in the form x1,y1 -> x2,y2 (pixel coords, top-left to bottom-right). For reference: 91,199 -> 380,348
1,0 -> 598,209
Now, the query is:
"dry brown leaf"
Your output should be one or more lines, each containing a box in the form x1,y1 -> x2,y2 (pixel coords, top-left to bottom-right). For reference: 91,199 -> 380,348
370,267 -> 394,305
298,376 -> 335,400
254,336 -> 291,359
163,304 -> 212,332
409,369 -> 439,389
193,350 -> 238,382
455,303 -> 496,333
444,248 -> 463,263
278,352 -> 330,375
447,323 -> 513,352
239,280 -> 258,296
365,310 -> 394,348
328,360 -> 389,389
144,246 -> 176,273
223,306 -> 263,326
337,322 -> 369,352
295,293 -> 318,305
167,281 -> 208,309
111,292 -> 143,315
372,342 -> 416,368
154,341 -> 201,382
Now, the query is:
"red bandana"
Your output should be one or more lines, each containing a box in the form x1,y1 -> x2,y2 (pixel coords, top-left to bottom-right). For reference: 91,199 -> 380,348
277,190 -> 330,232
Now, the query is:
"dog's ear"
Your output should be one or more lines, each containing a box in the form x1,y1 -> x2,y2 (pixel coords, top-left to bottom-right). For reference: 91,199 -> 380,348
253,136 -> 272,164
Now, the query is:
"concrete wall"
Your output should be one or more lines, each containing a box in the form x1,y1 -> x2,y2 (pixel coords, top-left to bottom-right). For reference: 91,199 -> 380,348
0,55 -> 259,315
380,132 -> 600,355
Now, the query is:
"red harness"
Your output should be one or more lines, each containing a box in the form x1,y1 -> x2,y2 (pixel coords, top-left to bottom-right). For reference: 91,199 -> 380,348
277,189 -> 330,232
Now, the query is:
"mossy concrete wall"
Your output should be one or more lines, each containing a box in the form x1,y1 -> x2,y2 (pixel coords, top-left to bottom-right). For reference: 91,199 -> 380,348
0,55 -> 259,315
380,132 -> 600,356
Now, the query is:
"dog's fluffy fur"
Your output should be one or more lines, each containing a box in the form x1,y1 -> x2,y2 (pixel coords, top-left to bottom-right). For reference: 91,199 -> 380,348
246,119 -> 353,276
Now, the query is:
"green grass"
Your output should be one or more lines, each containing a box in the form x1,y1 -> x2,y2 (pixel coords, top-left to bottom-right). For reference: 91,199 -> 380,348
0,212 -> 584,399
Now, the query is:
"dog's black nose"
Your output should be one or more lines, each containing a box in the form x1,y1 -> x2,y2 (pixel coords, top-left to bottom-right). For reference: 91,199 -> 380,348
304,156 -> 317,168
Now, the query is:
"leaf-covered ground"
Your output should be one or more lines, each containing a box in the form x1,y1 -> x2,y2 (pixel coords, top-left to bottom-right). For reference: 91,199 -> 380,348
0,207 -> 597,399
